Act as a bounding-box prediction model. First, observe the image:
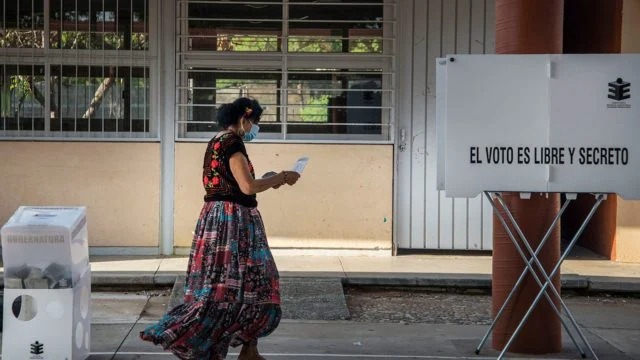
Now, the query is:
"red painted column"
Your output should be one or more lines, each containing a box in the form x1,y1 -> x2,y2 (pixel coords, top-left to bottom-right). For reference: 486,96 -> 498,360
562,0 -> 623,260
492,0 -> 564,354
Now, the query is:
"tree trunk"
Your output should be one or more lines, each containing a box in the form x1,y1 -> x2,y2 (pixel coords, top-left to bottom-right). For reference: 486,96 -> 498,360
83,67 -> 117,119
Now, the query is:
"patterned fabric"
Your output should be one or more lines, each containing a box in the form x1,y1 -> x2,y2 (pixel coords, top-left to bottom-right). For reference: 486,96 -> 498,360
203,132 -> 257,208
140,201 -> 281,359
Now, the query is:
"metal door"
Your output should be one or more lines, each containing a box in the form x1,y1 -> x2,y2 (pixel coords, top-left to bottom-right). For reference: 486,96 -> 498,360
395,0 -> 496,250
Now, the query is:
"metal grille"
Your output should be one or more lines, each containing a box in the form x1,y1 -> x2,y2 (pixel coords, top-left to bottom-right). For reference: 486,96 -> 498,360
0,0 -> 155,140
176,0 -> 396,142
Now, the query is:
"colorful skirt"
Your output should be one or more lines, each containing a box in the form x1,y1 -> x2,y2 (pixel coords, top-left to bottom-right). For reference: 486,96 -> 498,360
140,201 -> 281,360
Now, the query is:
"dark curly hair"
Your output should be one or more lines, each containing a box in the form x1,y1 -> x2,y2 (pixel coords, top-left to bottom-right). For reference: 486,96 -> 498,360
216,97 -> 264,128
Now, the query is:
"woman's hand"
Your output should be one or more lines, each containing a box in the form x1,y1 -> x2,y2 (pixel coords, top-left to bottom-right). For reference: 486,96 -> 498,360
283,171 -> 300,186
231,154 -> 290,194
271,171 -> 299,189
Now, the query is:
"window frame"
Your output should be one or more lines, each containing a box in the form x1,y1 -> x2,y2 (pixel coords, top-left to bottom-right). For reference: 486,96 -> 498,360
175,0 -> 396,144
0,0 -> 159,141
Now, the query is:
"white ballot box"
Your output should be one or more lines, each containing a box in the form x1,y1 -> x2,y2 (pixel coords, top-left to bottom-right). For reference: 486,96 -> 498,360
1,206 -> 91,360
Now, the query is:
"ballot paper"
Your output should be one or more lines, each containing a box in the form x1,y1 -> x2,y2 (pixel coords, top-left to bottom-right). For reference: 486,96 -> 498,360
262,157 -> 309,178
291,157 -> 309,174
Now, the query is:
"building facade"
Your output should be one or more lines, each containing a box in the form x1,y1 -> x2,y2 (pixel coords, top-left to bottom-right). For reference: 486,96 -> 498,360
1,0 -> 638,260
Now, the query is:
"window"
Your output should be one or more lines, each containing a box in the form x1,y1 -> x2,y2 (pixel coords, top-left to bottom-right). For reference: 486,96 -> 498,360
286,69 -> 388,139
0,0 -> 45,49
0,65 -> 46,132
187,0 -> 282,52
288,0 -> 384,54
0,0 -> 155,140
177,0 -> 395,142
178,68 -> 280,137
50,65 -> 150,133
49,0 -> 149,50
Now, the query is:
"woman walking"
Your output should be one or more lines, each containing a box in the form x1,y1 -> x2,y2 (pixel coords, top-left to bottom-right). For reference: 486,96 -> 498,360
141,97 -> 300,359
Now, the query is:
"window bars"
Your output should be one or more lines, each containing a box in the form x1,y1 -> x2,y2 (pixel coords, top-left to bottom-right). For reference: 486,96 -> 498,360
175,0 -> 396,142
0,0 -> 154,140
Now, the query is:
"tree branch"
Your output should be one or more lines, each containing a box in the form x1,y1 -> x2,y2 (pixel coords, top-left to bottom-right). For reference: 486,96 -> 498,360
82,67 -> 117,119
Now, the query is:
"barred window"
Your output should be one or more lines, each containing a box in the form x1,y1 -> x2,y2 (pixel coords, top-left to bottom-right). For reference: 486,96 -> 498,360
0,65 -> 46,132
0,0 -> 45,49
0,0 -> 154,140
187,0 -> 282,52
288,0 -> 384,54
50,65 -> 150,133
178,68 -> 280,137
177,0 -> 395,142
50,0 -> 149,51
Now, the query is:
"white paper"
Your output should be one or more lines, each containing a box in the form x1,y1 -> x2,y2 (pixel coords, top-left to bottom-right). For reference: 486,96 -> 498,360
291,157 -> 309,174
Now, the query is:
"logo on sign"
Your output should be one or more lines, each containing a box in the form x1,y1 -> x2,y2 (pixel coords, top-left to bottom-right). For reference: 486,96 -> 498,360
607,78 -> 631,109
609,78 -> 630,101
30,341 -> 44,359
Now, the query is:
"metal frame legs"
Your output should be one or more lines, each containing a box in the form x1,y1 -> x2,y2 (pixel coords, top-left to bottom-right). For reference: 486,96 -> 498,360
475,192 -> 606,360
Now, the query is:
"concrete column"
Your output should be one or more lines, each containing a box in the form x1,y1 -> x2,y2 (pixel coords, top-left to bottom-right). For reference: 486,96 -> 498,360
492,0 -> 564,354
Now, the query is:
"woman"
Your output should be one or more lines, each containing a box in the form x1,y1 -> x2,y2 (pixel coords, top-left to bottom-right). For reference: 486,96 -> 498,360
140,97 -> 299,359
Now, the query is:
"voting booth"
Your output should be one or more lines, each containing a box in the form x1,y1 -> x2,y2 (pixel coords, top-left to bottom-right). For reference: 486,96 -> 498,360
1,206 -> 91,360
436,54 -> 639,359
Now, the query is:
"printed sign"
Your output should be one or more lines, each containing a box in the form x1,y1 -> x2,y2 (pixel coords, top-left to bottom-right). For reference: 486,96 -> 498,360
436,54 -> 640,199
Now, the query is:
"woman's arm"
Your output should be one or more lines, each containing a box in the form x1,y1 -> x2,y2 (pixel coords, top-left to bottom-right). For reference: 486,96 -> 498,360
229,152 -> 290,195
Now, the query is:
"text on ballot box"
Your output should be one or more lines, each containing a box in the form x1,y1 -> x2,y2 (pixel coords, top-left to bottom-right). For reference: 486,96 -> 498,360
1,206 -> 91,360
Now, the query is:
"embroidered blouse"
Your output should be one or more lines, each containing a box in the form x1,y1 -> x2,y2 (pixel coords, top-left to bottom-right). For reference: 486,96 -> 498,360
202,132 -> 257,207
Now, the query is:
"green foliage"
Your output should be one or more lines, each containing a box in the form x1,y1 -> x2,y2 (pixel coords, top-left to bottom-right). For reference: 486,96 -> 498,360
222,35 -> 279,52
2,29 -> 147,50
216,79 -> 246,90
350,39 -> 382,53
299,95 -> 329,122
0,30 -> 45,48
288,37 -> 342,53
5,75 -> 42,114
212,34 -> 381,53
51,31 -> 147,50
0,83 -> 10,117
9,76 -> 33,100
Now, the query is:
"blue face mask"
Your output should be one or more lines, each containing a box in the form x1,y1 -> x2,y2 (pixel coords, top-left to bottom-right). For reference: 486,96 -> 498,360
243,123 -> 260,142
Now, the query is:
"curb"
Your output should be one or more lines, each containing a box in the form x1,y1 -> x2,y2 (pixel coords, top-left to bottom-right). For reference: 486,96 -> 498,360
588,276 -> 640,293
1,272 -> 639,294
93,273 -> 640,294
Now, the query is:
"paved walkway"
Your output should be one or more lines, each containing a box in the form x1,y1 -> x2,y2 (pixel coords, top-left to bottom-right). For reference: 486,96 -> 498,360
79,251 -> 640,292
1,252 -> 640,359
4,290 -> 638,359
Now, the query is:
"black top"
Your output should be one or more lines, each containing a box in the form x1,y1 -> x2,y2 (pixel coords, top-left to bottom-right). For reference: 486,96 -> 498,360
202,132 -> 257,208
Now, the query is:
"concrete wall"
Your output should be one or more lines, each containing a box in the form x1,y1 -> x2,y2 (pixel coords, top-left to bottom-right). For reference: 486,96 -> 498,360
0,142 -> 161,248
174,143 -> 394,250
616,0 -> 640,262
0,141 -> 393,252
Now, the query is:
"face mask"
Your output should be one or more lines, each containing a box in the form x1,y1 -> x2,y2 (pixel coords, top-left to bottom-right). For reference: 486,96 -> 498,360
243,123 -> 260,142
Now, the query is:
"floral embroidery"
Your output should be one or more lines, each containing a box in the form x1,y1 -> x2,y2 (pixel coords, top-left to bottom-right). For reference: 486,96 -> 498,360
202,133 -> 256,207
204,138 -> 223,189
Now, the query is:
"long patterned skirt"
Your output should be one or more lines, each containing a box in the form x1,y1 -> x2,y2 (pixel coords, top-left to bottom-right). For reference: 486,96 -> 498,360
140,201 -> 281,359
